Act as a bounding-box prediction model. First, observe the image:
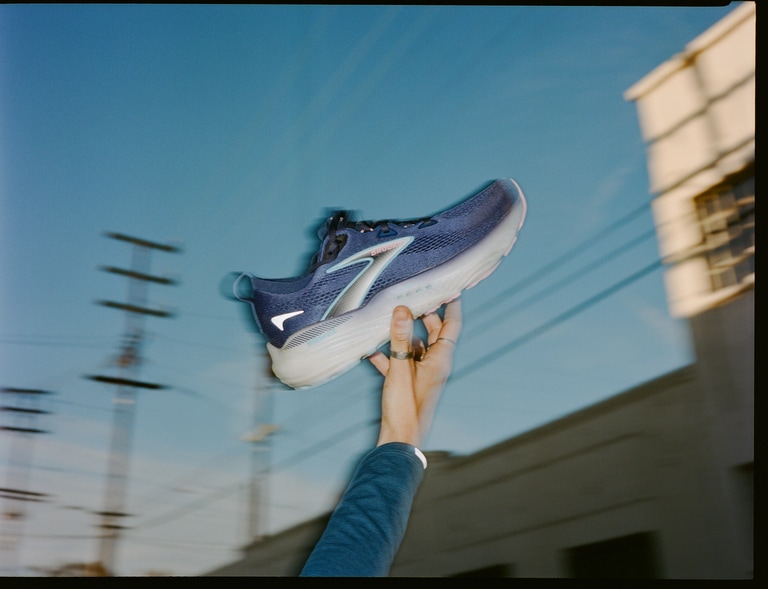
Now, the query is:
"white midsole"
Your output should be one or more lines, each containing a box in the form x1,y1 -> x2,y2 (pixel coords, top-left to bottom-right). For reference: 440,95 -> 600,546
267,185 -> 527,389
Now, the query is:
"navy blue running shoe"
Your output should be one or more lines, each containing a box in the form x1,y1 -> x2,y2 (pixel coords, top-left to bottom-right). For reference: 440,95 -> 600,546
234,178 -> 527,389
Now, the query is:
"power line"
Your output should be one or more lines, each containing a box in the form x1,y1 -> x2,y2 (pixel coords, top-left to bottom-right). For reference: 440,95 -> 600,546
472,202 -> 651,321
150,333 -> 242,354
453,258 -> 664,382
107,534 -> 238,551
465,227 -> 658,341
130,419 -> 376,532
0,337 -> 114,349
130,442 -> 248,511
103,389 -> 369,530
104,392 -> 371,534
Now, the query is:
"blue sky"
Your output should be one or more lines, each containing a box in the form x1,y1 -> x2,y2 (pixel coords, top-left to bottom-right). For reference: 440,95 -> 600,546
1,3 -> 739,576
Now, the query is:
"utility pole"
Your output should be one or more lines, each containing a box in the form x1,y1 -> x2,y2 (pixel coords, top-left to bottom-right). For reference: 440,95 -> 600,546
87,232 -> 180,576
242,356 -> 279,542
240,352 -> 278,542
0,387 -> 52,574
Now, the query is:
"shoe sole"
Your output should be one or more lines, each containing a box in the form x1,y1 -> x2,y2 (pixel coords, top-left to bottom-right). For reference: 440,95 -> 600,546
267,179 -> 527,389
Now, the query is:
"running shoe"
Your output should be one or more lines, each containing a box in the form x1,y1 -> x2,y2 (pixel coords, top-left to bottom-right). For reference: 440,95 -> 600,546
234,178 -> 527,389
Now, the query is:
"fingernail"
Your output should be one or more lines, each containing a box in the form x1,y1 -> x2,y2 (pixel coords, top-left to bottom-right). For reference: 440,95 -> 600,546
393,306 -> 411,327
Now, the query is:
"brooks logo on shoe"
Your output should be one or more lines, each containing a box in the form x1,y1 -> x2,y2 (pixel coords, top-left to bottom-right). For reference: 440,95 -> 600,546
323,236 -> 413,319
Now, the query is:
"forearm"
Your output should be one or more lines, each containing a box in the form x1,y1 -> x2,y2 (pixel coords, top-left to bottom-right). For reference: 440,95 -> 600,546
300,442 -> 425,577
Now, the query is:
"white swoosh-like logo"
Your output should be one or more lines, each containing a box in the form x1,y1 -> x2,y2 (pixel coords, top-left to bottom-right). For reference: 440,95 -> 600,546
323,236 -> 413,319
271,310 -> 305,331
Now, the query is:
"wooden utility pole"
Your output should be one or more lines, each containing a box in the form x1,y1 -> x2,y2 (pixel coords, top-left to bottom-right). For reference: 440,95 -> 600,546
241,354 -> 278,542
0,387 -> 51,574
87,232 -> 180,576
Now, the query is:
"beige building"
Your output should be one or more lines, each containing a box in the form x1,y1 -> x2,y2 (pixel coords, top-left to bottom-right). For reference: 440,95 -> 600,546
207,3 -> 754,578
624,1 -> 754,320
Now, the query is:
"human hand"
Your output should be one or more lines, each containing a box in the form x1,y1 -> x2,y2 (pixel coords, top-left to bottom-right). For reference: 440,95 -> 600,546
368,299 -> 462,448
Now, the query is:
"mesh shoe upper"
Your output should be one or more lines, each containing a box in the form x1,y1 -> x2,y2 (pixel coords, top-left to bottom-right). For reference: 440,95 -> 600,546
236,178 -> 517,348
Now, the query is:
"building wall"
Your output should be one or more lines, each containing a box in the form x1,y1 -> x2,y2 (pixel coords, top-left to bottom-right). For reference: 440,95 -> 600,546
624,2 -> 755,317
393,370 -> 700,577
390,356 -> 751,578
685,288 -> 754,576
205,512 -> 327,576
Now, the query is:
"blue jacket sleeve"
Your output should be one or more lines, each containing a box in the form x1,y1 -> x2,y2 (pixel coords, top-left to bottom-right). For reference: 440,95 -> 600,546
300,442 -> 425,577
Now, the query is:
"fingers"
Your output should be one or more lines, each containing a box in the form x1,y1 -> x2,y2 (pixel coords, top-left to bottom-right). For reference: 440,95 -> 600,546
440,298 -> 462,342
422,312 -> 443,346
389,305 -> 414,359
373,302 -> 459,448
368,350 -> 388,376
423,298 -> 462,348
376,306 -> 419,447
368,300 -> 462,375
368,306 -> 414,375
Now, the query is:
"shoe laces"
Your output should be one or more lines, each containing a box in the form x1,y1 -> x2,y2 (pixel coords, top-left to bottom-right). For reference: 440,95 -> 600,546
310,210 -> 436,269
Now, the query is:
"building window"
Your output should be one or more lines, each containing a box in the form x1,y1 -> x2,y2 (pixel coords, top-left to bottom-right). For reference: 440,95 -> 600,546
563,531 -> 663,579
695,166 -> 755,293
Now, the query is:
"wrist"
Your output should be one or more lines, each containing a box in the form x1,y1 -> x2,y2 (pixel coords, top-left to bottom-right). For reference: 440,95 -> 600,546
376,427 -> 421,448
374,441 -> 428,469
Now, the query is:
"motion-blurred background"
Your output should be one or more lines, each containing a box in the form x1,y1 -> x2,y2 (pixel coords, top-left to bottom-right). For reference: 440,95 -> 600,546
1,3 -> 753,577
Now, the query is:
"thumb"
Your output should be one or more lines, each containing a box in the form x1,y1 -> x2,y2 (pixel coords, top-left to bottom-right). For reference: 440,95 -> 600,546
389,306 -> 413,355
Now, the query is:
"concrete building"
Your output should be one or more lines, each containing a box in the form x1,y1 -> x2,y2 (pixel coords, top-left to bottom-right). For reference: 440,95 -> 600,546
624,1 -> 754,320
207,3 -> 754,578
